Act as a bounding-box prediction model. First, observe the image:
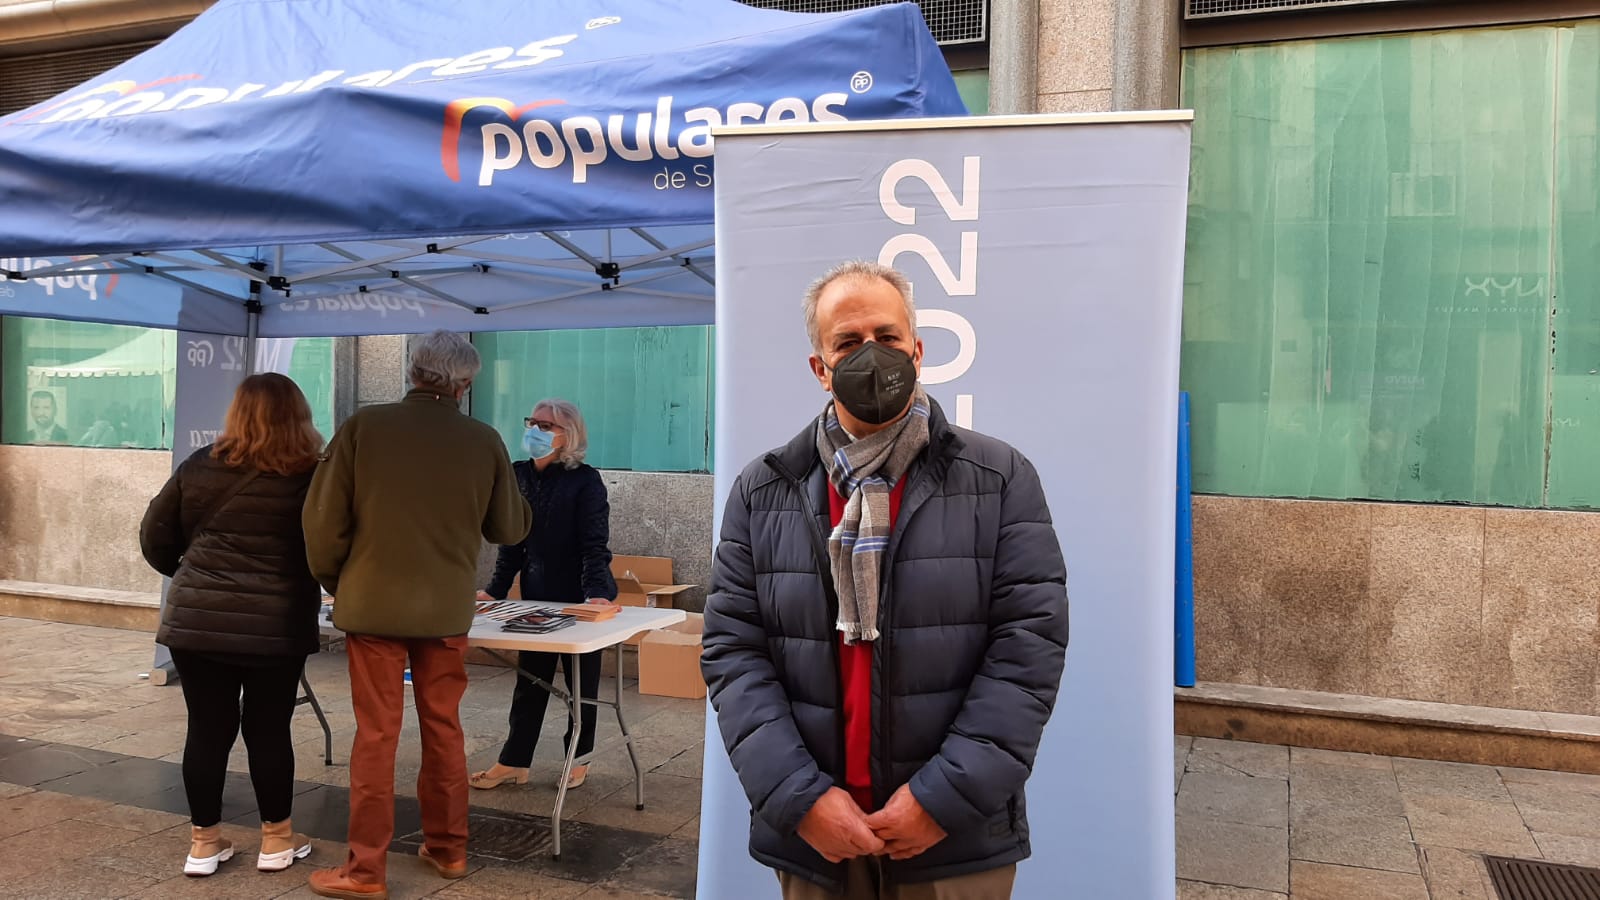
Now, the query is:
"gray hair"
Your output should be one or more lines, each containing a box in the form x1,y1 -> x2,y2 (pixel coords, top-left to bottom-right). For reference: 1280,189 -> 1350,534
802,260 -> 917,353
533,398 -> 589,469
407,330 -> 481,394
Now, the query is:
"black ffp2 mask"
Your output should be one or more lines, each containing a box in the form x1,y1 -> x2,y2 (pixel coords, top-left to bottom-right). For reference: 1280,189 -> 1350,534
828,341 -> 917,425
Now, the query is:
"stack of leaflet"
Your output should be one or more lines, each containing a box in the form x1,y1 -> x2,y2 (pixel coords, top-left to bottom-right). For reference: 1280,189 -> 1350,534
474,599 -> 528,622
502,610 -> 576,634
548,603 -> 620,623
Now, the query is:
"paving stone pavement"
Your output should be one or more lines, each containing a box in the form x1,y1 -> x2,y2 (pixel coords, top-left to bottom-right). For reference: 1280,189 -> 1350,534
9,618 -> 1600,897
0,617 -> 701,898
1175,734 -> 1600,898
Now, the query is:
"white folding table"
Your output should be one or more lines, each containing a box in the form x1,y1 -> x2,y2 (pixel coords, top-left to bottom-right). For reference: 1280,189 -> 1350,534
319,603 -> 687,857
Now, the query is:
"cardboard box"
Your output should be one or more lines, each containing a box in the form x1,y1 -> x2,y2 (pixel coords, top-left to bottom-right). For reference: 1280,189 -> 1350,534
639,613 -> 705,699
503,554 -> 692,610
612,555 -> 694,608
612,554 -> 696,646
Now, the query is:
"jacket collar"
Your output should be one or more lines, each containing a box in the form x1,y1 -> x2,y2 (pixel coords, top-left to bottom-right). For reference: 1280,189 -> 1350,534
403,387 -> 460,406
770,395 -> 961,481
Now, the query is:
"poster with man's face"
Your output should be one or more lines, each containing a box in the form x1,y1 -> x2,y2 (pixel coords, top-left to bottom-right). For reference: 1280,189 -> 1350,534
26,388 -> 68,444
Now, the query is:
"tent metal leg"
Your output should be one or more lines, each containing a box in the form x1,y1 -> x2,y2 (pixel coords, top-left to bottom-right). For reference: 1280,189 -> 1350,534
245,304 -> 260,374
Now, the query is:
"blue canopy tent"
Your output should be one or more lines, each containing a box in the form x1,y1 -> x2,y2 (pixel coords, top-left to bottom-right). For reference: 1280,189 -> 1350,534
0,0 -> 965,341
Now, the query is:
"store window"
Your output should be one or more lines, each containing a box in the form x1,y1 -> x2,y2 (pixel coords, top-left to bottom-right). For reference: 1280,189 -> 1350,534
474,327 -> 713,473
2,319 -> 176,448
2,317 -> 337,450
1181,22 -> 1600,508
952,69 -> 989,114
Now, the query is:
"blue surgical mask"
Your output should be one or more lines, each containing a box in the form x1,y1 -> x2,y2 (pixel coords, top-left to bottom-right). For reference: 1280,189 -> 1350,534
522,427 -> 556,459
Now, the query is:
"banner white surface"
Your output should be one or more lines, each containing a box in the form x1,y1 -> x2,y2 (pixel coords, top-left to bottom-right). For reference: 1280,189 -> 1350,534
698,114 -> 1192,899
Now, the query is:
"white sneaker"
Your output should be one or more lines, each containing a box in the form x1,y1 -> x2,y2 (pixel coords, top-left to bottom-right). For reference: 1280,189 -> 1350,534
256,840 -> 312,872
257,818 -> 313,871
184,844 -> 234,876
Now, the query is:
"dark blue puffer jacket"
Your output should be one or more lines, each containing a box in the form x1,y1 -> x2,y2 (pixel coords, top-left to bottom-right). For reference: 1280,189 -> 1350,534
484,461 -> 616,604
702,400 -> 1069,891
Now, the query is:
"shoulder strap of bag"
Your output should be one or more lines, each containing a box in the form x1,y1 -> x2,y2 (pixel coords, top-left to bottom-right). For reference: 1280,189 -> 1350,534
189,468 -> 261,542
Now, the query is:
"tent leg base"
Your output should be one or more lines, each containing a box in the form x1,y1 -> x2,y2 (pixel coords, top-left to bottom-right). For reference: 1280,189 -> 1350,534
149,662 -> 178,686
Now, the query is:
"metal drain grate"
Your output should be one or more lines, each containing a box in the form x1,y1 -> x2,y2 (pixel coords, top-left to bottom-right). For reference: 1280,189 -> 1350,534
398,810 -> 551,862
1486,856 -> 1600,900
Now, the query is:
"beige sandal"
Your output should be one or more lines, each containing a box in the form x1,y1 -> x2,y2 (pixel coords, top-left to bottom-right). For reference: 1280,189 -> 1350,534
563,764 -> 590,790
468,767 -> 529,790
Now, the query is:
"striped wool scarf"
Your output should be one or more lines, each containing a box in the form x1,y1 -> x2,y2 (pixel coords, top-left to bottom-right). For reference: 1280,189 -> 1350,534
815,388 -> 930,644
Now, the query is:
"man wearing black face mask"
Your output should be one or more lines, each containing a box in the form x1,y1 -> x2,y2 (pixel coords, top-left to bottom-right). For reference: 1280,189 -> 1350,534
703,260 -> 1069,900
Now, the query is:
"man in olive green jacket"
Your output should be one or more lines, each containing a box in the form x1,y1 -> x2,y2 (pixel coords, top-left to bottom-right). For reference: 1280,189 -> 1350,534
304,330 -> 531,900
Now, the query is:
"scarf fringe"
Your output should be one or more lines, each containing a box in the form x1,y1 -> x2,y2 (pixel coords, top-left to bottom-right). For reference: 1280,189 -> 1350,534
838,621 -> 881,644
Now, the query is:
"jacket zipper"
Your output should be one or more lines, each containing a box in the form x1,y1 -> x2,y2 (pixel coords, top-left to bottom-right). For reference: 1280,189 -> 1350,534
874,431 -> 955,826
765,455 -> 849,788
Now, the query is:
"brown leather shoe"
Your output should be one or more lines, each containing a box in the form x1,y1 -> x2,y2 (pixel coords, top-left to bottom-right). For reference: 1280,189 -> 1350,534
418,845 -> 469,879
308,867 -> 388,899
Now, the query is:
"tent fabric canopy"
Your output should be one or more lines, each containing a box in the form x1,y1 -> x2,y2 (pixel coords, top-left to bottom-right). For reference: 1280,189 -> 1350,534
0,0 -> 965,337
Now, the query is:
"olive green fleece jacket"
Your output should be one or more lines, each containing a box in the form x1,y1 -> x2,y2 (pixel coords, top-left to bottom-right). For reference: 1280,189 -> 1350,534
303,389 -> 532,638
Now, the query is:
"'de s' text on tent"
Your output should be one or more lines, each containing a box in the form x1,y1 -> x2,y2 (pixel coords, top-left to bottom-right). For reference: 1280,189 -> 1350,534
0,0 -> 965,339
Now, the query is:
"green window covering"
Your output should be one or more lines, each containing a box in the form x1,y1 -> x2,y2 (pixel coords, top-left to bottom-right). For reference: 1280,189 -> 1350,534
1547,24 -> 1600,507
2,317 -> 335,451
952,69 -> 989,115
1182,23 -> 1600,508
3,318 -> 177,449
473,327 -> 714,472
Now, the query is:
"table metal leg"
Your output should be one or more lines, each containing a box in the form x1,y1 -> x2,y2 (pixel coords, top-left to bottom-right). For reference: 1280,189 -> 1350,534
551,652 -> 583,860
478,644 -> 649,858
614,644 -> 645,810
298,674 -> 334,766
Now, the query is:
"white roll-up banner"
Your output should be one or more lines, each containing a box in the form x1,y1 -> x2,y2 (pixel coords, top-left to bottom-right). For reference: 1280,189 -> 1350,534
699,114 -> 1192,900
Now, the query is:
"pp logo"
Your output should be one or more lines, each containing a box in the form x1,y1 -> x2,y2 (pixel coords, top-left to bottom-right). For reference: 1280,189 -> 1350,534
185,340 -> 215,367
850,71 -> 874,94
586,16 -> 621,29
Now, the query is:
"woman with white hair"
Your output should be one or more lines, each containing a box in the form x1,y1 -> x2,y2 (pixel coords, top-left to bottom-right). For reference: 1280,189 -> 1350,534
471,398 -> 617,791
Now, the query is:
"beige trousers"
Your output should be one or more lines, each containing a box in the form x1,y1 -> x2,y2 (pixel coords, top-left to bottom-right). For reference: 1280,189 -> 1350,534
779,859 -> 1017,900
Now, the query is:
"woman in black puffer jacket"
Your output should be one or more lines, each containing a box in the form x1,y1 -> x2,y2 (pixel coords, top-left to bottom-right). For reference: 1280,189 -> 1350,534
470,397 -> 617,793
140,373 -> 323,879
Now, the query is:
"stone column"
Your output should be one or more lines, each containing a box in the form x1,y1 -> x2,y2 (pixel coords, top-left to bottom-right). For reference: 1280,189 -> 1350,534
355,335 -> 406,411
989,0 -> 1039,114
1112,0 -> 1182,110
1037,0 -> 1115,113
331,336 -> 359,428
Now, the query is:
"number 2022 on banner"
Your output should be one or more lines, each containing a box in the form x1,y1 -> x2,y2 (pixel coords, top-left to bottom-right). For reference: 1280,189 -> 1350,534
877,155 -> 979,428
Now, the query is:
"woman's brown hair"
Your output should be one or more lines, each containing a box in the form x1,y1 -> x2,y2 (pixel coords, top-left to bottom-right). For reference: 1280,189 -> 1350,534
212,373 -> 323,475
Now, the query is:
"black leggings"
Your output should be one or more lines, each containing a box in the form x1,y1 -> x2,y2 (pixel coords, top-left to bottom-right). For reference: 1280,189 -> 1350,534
170,649 -> 306,827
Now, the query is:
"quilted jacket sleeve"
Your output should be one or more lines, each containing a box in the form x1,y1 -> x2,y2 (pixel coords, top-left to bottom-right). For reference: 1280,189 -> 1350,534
701,471 -> 833,834
139,464 -> 188,578
908,450 -> 1070,832
576,469 -> 617,601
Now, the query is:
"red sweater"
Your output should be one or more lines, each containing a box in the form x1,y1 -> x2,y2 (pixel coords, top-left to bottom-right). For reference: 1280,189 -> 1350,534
829,480 -> 905,813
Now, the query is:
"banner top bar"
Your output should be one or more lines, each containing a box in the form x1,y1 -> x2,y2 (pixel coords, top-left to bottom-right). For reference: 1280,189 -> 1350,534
712,110 -> 1195,138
